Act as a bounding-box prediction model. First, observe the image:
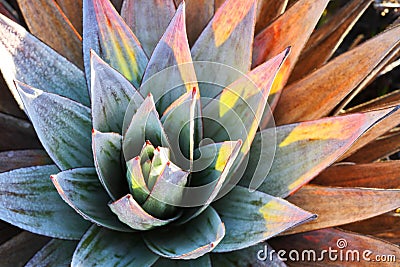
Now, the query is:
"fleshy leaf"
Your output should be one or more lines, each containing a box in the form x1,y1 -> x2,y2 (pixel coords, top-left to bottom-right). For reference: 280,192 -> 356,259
241,108 -> 396,197
26,239 -> 78,267
83,0 -> 148,90
202,48 -> 289,154
253,0 -> 329,105
126,156 -> 150,204
0,14 -> 89,107
345,128 -> 400,163
339,106 -> 400,160
72,225 -> 159,266
285,185 -> 400,235
178,140 -> 242,222
275,25 -> 400,125
92,130 -> 128,200
0,149 -> 52,173
255,0 -> 288,34
140,2 -> 198,114
212,186 -> 315,252
123,95 -> 171,161
0,112 -> 41,151
16,82 -> 93,170
270,228 -> 400,266
144,207 -> 225,259
17,0 -> 83,68
191,0 -> 257,88
161,88 -> 200,170
51,168 -> 132,232
55,0 -> 83,34
153,255 -> 212,267
91,51 -> 143,133
289,0 -> 371,82
0,165 -> 90,239
313,161 -> 400,189
341,211 -> 400,240
142,162 -> 189,218
0,232 -> 50,267
109,194 -> 178,230
211,242 -> 287,267
121,0 -> 175,56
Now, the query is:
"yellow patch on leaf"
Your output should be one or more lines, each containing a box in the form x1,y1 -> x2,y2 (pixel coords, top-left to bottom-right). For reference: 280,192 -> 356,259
212,0 -> 256,47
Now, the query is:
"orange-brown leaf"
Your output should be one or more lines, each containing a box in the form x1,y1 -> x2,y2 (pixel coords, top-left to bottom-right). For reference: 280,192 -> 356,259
313,161 -> 400,188
252,0 -> 329,106
275,25 -> 400,125
55,0 -> 83,34
289,0 -> 371,82
344,128 -> 400,163
271,228 -> 400,266
255,0 -> 288,34
17,0 -> 83,68
0,150 -> 52,173
284,185 -> 400,235
340,107 -> 400,160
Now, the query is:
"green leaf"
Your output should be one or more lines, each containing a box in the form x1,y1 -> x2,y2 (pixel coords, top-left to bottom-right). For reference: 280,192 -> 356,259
123,95 -> 171,161
202,48 -> 289,155
51,168 -> 132,232
140,2 -> 198,113
109,194 -> 179,231
142,162 -> 189,219
241,107 -> 398,197
91,51 -> 143,134
0,165 -> 90,239
72,225 -> 159,266
191,0 -> 257,89
25,239 -> 78,267
161,88 -> 200,170
83,0 -> 148,89
16,82 -> 93,170
153,255 -> 212,267
211,242 -> 287,267
92,130 -> 128,200
0,14 -> 89,107
212,186 -> 315,252
121,0 -> 175,56
144,207 -> 225,260
178,141 -> 242,223
126,156 -> 150,204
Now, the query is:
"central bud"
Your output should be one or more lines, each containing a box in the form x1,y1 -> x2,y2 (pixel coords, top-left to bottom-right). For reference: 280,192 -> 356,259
126,141 -> 189,219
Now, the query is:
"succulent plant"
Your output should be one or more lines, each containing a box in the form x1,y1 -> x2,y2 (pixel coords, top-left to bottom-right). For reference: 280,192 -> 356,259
0,0 -> 400,266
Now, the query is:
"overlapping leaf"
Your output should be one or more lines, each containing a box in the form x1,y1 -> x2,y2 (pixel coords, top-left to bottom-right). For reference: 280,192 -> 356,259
241,108 -> 396,197
285,185 -> 400,235
72,225 -> 159,266
25,239 -> 78,267
144,207 -> 225,259
17,0 -> 83,67
16,82 -> 93,170
0,15 -> 89,107
51,168 -> 131,231
121,0 -> 175,56
275,25 -> 400,125
0,149 -> 52,173
212,186 -> 315,252
0,165 -> 90,239
313,161 -> 400,188
83,0 -> 148,89
92,130 -> 127,200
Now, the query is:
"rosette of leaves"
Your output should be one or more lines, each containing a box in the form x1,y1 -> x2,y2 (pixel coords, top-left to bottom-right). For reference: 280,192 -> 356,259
0,0 -> 400,266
